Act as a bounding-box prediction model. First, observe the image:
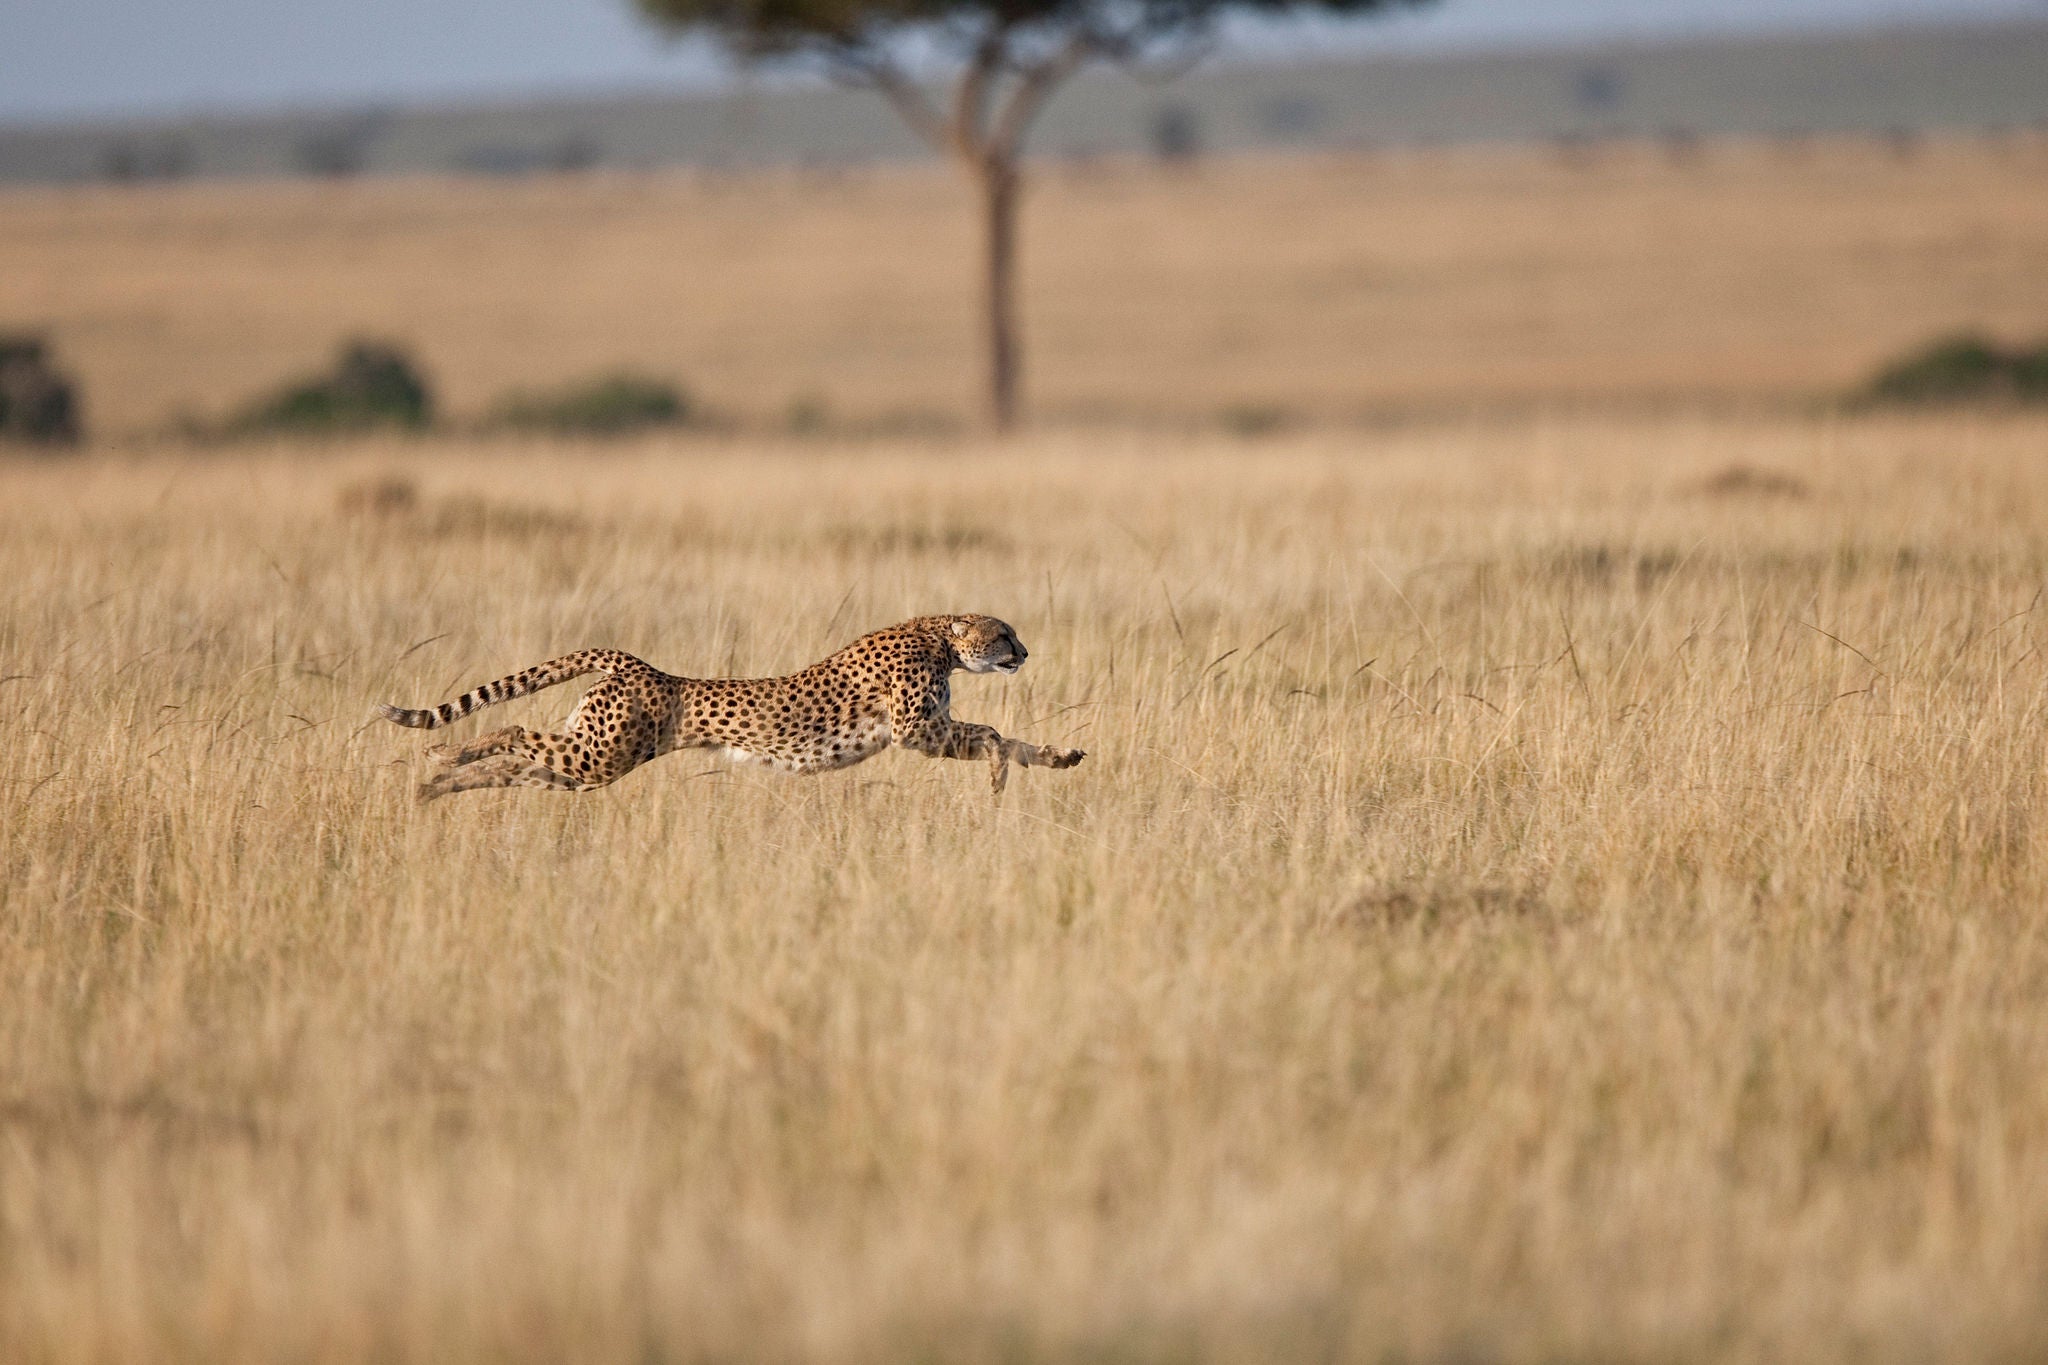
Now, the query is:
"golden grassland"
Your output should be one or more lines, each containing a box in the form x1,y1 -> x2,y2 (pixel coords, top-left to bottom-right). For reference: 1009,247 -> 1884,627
3,135 -> 2048,432
6,411 -> 2048,1361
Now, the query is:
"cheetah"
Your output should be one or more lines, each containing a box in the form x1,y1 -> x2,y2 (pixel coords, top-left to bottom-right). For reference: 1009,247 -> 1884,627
377,614 -> 1085,802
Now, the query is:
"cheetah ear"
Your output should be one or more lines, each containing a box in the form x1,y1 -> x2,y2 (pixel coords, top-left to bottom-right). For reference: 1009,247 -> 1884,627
949,619 -> 969,638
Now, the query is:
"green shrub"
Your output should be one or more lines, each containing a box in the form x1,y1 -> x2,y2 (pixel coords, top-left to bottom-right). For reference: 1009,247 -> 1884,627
489,374 -> 691,435
783,394 -> 830,435
776,395 -> 962,439
2013,345 -> 2048,398
232,340 -> 432,434
1218,403 -> 1291,438
1863,333 -> 2048,406
0,333 -> 82,446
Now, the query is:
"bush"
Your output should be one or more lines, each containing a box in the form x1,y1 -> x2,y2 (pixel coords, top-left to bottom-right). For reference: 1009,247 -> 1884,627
1863,333 -> 2048,406
2015,345 -> 2048,396
0,333 -> 82,446
232,339 -> 433,434
488,374 -> 691,436
1218,403 -> 1291,438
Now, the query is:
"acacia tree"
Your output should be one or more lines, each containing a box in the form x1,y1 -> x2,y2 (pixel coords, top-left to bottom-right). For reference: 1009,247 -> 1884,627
636,0 -> 1428,430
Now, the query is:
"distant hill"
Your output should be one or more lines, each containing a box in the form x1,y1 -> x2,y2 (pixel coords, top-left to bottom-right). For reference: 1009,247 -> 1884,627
4,18 -> 2047,185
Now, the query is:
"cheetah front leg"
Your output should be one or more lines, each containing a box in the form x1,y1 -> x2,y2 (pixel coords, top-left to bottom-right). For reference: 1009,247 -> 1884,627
995,732 -> 1087,794
901,718 -> 1085,795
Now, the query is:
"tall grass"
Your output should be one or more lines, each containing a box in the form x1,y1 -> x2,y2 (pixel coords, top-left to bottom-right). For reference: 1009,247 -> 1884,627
4,411 -> 2048,1360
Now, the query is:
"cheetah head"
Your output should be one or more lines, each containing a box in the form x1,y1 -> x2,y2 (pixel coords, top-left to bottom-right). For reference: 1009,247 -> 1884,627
947,615 -> 1029,674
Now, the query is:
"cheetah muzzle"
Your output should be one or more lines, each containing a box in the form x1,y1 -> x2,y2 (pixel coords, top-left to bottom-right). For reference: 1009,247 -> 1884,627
377,614 -> 1086,802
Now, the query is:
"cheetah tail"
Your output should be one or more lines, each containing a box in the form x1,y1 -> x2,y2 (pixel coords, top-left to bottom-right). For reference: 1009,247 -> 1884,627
376,648 -> 643,730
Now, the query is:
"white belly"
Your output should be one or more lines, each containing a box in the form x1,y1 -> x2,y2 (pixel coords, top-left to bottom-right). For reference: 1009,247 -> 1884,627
721,714 -> 893,774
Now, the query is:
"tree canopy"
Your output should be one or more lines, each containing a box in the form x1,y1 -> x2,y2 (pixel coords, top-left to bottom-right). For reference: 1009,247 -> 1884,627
639,0 -> 1429,160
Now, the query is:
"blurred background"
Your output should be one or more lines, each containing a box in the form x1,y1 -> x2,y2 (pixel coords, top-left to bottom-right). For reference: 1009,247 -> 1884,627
6,0 -> 2047,167
1,0 -> 2045,441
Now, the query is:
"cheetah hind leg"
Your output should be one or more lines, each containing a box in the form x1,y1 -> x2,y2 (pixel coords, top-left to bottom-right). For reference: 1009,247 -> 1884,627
426,724 -> 534,769
416,751 -> 591,803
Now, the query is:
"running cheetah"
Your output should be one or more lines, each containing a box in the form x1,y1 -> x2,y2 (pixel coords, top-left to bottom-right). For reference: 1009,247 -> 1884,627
378,614 -> 1085,802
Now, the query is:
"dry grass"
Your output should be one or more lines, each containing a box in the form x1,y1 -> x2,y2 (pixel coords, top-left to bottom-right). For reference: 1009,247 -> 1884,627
6,410 -> 2048,1361
4,135 -> 2048,433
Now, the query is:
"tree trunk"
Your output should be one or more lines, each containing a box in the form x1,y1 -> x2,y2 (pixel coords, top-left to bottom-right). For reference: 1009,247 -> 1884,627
978,155 -> 1021,432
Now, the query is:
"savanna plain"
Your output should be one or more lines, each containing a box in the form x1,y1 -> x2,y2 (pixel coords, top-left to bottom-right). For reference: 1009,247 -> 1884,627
6,141 -> 2048,1363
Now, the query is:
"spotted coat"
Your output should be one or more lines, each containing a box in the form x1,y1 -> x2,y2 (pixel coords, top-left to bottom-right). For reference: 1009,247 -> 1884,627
378,614 -> 1085,802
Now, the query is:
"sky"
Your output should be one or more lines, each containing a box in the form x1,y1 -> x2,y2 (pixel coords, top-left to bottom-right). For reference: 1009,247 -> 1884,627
2,0 -> 2043,126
